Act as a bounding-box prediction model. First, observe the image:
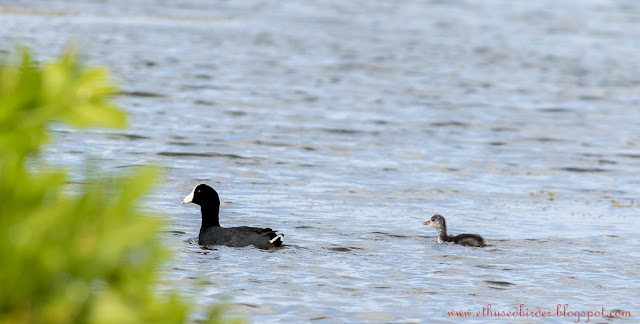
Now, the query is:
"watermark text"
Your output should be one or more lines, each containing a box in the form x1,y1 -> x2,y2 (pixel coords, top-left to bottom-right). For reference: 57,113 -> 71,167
448,304 -> 632,323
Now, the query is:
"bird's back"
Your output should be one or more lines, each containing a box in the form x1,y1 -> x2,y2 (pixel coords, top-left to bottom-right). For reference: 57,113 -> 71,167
199,226 -> 283,249
452,233 -> 485,247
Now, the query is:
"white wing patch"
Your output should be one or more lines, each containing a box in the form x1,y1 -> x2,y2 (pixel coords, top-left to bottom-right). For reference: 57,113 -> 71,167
269,234 -> 284,244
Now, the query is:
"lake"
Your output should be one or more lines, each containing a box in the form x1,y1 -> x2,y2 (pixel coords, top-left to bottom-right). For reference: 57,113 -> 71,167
1,0 -> 639,322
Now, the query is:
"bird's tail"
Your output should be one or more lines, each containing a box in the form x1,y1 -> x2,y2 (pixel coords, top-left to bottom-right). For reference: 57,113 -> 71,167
269,233 -> 284,246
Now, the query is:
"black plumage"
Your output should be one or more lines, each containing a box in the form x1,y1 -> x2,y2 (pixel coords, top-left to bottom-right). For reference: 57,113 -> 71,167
182,184 -> 284,249
424,214 -> 485,247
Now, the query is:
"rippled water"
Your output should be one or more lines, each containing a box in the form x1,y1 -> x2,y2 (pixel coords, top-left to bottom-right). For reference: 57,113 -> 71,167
2,0 -> 639,322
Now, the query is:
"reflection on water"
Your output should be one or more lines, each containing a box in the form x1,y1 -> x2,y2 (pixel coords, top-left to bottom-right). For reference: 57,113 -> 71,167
2,0 -> 639,322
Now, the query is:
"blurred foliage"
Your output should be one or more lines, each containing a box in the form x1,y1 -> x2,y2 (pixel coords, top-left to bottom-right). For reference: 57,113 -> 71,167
0,47 -> 242,324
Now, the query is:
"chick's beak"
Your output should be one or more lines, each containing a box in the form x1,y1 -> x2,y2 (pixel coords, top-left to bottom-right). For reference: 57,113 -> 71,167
423,221 -> 431,225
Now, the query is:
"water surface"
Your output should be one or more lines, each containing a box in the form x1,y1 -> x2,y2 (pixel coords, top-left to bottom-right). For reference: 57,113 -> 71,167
2,0 -> 639,322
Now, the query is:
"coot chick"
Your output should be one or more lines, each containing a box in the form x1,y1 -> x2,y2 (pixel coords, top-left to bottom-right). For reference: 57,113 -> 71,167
423,214 -> 485,247
182,184 -> 284,249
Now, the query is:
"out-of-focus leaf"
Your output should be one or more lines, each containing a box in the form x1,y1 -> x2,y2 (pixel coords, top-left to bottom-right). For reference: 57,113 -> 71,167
0,46 -> 237,324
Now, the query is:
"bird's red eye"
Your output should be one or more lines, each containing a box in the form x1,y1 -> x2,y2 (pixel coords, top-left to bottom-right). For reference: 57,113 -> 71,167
197,190 -> 201,193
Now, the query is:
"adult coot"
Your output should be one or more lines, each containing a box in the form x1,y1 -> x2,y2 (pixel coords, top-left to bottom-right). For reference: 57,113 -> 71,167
182,184 -> 284,249
424,214 -> 485,247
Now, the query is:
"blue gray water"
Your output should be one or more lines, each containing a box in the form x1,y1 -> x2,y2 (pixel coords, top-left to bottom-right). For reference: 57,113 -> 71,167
2,0 -> 639,322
